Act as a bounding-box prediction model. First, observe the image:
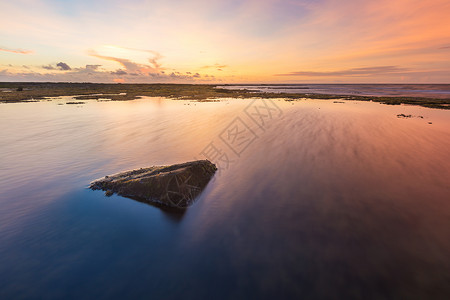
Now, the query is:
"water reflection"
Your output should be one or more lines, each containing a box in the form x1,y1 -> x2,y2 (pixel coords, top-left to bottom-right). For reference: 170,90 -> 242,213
0,97 -> 449,299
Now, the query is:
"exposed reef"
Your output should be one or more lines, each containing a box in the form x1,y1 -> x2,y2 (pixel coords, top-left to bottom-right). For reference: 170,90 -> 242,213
1,82 -> 449,109
90,160 -> 217,209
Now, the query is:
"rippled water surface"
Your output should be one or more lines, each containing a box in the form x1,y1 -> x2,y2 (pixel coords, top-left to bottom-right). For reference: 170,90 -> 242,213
1,97 -> 449,299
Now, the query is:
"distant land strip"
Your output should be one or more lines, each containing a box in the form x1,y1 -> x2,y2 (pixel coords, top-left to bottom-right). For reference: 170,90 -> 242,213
0,82 -> 449,109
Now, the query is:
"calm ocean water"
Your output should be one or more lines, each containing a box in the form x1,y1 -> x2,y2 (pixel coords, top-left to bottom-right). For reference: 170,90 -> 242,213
220,84 -> 450,99
0,97 -> 449,299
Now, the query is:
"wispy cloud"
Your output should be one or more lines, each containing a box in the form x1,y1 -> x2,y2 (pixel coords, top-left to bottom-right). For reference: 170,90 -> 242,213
101,46 -> 164,70
0,46 -> 33,54
276,66 -> 411,77
42,64 -> 56,70
88,50 -> 144,73
87,49 -> 163,74
201,64 -> 228,72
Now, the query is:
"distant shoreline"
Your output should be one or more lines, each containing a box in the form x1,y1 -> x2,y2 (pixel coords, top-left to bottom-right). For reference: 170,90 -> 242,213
1,82 -> 449,109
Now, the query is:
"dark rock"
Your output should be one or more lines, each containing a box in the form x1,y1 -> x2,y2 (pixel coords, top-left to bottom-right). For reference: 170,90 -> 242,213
90,160 -> 217,209
397,114 -> 412,118
66,101 -> 85,105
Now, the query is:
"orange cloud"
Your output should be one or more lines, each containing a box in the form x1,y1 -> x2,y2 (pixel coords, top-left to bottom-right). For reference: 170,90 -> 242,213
103,45 -> 164,69
87,49 -> 162,74
0,47 -> 33,54
201,64 -> 228,70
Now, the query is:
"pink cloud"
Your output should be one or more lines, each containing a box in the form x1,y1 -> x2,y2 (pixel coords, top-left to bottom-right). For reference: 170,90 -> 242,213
0,46 -> 33,54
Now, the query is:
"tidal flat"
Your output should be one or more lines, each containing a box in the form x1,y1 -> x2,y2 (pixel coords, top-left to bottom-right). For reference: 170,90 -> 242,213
1,82 -> 450,109
0,93 -> 449,299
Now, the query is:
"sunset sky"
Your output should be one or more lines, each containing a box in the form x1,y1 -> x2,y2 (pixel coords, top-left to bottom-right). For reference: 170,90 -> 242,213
1,0 -> 449,83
